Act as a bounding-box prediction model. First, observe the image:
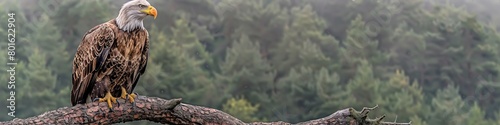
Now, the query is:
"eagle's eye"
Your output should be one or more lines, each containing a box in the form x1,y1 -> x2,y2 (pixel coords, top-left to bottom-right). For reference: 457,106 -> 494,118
138,4 -> 147,8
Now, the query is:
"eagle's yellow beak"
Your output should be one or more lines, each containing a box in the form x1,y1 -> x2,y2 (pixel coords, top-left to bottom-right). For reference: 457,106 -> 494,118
141,5 -> 157,19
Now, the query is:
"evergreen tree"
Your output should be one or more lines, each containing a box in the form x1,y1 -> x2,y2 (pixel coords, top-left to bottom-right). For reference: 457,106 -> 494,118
471,24 -> 500,118
428,85 -> 468,125
306,0 -> 351,39
423,7 -> 500,117
270,4 -> 338,79
386,23 -> 440,95
272,66 -> 316,122
171,17 -> 213,66
0,1 -> 28,121
23,13 -> 71,90
376,70 -> 426,122
51,0 -> 115,53
0,18 -> 10,120
139,18 -> 217,107
285,4 -> 339,58
215,0 -> 287,59
339,15 -> 388,82
308,68 -> 347,120
464,102 -> 492,125
341,60 -> 382,109
215,35 -> 276,118
16,49 -> 69,118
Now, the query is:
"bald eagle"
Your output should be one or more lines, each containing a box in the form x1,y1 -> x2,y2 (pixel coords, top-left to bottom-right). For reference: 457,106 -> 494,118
71,0 -> 157,109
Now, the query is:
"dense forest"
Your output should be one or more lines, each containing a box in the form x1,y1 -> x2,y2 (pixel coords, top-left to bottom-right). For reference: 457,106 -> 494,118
1,0 -> 500,124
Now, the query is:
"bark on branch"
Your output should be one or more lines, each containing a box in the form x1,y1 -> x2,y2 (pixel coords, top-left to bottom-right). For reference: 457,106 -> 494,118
1,96 -> 411,125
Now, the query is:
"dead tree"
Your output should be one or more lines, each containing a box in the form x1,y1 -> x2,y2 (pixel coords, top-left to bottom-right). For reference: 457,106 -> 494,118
0,96 -> 411,125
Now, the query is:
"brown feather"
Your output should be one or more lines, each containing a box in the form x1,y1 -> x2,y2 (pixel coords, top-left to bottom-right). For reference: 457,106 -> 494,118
71,19 -> 149,106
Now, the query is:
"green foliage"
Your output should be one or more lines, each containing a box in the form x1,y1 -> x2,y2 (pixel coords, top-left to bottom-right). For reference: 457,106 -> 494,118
272,67 -> 317,122
214,0 -> 287,58
375,70 -> 426,122
339,14 -> 388,81
465,102 -> 491,125
138,17 -> 217,107
0,32 -> 10,122
216,35 -> 275,108
314,68 -> 346,113
23,13 -> 71,90
222,97 -> 261,122
342,60 -> 382,109
428,85 -> 467,125
271,4 -> 337,77
272,67 -> 346,122
16,49 -> 69,119
50,0 -> 115,53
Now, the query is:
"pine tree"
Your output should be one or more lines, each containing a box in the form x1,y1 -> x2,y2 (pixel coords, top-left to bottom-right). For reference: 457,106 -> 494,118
215,35 -> 276,118
215,0 -> 287,59
23,13 -> 71,90
470,22 -> 500,118
376,70 -> 426,122
305,0 -> 355,40
464,102 -> 491,125
339,14 -> 388,82
270,4 -> 338,79
341,59 -> 382,109
428,85 -> 468,125
272,66 -> 316,122
51,0 -> 114,53
309,68 -> 347,120
16,49 -> 69,118
386,23 -> 440,95
286,4 -> 339,55
215,36 -> 276,118
171,17 -> 213,66
0,19 -> 11,120
423,7 -> 500,118
139,18 -> 217,107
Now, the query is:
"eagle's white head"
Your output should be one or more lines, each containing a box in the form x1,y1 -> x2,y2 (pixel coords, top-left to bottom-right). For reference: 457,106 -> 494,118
116,0 -> 157,32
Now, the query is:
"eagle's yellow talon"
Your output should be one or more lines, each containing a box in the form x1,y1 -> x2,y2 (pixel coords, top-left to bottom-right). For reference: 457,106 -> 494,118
130,93 -> 137,100
129,93 -> 136,103
98,91 -> 118,109
120,87 -> 136,103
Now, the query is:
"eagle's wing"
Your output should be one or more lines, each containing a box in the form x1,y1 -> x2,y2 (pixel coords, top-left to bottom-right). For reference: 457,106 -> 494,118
130,30 -> 149,92
71,23 -> 115,106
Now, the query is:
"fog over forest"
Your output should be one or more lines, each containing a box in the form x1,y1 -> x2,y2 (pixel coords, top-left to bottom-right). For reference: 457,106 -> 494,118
1,0 -> 500,124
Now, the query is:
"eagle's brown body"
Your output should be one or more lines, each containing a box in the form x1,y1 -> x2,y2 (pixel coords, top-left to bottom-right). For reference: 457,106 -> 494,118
71,19 -> 149,106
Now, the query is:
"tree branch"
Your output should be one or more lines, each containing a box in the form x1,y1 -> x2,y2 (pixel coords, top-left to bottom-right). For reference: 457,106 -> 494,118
0,96 -> 411,125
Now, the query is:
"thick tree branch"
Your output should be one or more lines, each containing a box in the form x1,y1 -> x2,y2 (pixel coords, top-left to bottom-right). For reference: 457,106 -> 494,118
1,96 -> 411,125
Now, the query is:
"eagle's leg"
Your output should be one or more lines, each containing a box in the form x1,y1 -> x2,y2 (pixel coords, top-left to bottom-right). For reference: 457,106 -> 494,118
120,86 -> 136,103
98,91 -> 118,109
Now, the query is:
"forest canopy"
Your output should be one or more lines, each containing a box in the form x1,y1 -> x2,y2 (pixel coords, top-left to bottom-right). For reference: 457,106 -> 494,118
1,0 -> 500,124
